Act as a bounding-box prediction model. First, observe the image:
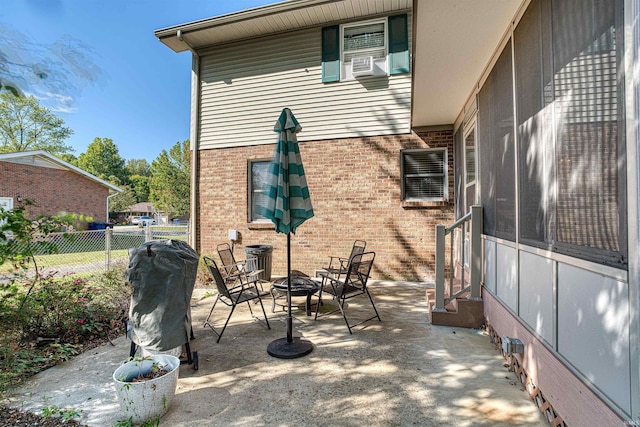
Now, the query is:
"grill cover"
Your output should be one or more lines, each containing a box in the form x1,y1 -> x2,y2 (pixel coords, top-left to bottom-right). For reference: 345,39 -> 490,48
125,239 -> 198,351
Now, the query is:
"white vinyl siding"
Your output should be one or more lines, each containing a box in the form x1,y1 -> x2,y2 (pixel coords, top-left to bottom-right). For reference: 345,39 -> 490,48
197,25 -> 411,150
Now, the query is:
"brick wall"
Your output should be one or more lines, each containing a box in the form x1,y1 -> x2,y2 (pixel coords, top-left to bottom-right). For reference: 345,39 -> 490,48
196,129 -> 454,282
0,162 -> 110,225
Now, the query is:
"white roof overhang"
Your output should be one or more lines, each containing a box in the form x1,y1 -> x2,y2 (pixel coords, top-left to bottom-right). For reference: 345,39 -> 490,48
411,0 -> 524,128
155,0 -> 411,53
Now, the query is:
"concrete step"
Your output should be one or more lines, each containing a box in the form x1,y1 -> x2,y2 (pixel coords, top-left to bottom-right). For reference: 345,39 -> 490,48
429,295 -> 484,329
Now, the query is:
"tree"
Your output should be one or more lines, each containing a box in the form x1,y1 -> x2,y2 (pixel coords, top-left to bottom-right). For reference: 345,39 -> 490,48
57,153 -> 78,165
126,159 -> 151,177
0,92 -> 73,155
76,137 -> 127,184
129,175 -> 150,202
149,140 -> 190,216
108,185 -> 137,217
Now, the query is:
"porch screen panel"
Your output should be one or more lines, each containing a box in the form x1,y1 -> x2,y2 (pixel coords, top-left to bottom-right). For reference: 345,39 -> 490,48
516,0 -> 554,247
551,0 -> 626,266
454,126 -> 464,219
478,41 -> 516,241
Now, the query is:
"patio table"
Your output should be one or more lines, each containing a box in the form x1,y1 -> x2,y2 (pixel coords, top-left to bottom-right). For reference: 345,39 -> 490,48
270,276 -> 320,316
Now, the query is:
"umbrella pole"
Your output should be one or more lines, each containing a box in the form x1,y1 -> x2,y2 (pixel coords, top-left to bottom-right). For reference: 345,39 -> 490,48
286,232 -> 293,343
266,232 -> 313,359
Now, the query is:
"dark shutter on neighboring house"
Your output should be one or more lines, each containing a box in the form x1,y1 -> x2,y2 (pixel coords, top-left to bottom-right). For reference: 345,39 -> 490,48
388,14 -> 409,74
322,25 -> 340,82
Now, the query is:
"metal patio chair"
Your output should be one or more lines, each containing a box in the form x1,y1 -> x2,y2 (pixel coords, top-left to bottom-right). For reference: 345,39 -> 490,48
315,251 -> 381,333
321,239 -> 366,280
216,243 -> 266,292
203,256 -> 270,343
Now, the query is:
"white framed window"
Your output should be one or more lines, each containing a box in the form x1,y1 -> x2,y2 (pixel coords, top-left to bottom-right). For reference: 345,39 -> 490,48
341,19 -> 387,79
464,123 -> 476,187
321,14 -> 409,83
0,197 -> 13,211
0,197 -> 14,232
248,160 -> 271,222
462,119 -> 476,268
401,148 -> 448,201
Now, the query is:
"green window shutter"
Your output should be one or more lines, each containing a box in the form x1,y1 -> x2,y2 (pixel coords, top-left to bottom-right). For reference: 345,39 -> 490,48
322,25 -> 340,82
388,14 -> 409,74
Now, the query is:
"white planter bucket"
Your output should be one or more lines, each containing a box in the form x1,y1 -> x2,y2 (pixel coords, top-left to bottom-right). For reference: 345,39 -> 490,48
113,354 -> 180,424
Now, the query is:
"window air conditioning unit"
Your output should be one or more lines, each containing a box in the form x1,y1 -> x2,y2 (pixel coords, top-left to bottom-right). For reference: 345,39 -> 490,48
352,55 -> 374,77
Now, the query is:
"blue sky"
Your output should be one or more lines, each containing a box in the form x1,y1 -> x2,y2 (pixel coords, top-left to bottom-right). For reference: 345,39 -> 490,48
1,0 -> 273,162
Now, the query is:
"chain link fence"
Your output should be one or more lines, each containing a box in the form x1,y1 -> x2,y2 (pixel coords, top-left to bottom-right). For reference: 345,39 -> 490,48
0,225 -> 189,279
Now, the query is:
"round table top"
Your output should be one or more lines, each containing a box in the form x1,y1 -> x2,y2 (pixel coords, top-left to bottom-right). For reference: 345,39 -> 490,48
272,276 -> 319,292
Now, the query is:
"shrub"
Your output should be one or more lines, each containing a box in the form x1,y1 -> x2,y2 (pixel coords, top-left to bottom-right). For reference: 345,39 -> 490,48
0,203 -> 130,394
18,271 -> 127,343
0,267 -> 130,393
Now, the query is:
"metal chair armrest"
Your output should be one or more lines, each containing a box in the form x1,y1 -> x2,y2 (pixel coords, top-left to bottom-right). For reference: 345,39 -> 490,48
234,267 -> 263,283
245,269 -> 264,278
338,258 -> 351,269
226,282 -> 249,293
326,255 -> 343,269
321,273 -> 345,286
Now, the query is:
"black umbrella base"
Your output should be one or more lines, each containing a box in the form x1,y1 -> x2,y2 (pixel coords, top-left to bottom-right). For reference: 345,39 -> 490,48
267,337 -> 313,359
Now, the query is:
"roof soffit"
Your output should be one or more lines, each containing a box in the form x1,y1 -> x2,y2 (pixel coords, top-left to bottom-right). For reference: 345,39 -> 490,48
411,0 -> 524,128
0,154 -> 66,169
155,0 -> 411,52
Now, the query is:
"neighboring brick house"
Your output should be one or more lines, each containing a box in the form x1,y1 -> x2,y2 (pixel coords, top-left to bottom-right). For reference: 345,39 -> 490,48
113,202 -> 171,225
156,0 -> 640,425
0,151 -> 121,227
113,201 -> 154,224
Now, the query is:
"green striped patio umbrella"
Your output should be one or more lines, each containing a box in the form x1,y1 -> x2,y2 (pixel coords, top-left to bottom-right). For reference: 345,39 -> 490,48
257,108 -> 314,234
258,108 -> 315,359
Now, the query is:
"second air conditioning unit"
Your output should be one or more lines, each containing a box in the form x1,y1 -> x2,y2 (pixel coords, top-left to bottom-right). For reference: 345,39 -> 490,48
351,55 -> 374,77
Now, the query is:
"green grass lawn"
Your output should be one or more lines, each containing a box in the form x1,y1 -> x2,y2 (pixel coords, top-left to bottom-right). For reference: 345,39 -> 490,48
0,229 -> 187,273
0,250 -> 131,272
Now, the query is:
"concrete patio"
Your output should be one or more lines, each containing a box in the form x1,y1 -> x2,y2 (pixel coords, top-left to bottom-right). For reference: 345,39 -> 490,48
5,281 -> 547,426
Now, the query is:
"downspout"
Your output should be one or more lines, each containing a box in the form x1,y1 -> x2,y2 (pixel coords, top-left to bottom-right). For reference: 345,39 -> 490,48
410,0 -> 418,130
106,192 -> 119,223
104,191 -> 119,272
178,30 -> 201,251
